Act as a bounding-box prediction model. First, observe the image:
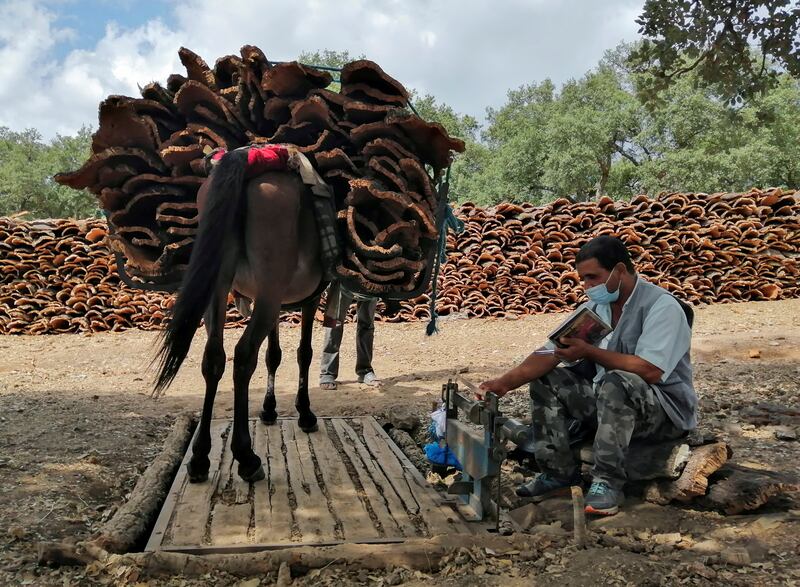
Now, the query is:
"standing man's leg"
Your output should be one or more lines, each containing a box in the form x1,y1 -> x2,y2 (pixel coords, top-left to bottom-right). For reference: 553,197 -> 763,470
518,367 -> 596,499
319,283 -> 353,390
355,297 -> 379,384
587,369 -> 683,514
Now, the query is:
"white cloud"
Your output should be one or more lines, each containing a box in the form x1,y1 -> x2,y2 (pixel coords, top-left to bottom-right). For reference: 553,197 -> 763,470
419,31 -> 437,49
0,0 -> 644,139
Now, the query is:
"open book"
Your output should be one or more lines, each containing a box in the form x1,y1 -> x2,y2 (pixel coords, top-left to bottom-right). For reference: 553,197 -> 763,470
547,306 -> 613,348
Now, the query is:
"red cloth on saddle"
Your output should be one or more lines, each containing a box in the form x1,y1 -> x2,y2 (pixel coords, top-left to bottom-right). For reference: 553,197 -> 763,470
210,145 -> 290,178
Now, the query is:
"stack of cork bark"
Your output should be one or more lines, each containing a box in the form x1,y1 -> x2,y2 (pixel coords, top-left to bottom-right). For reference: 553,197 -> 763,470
385,188 -> 799,321
54,45 -> 464,296
1,188 -> 797,334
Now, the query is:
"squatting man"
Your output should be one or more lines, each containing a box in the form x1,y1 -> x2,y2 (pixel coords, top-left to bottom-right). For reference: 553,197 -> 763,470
480,236 -> 697,515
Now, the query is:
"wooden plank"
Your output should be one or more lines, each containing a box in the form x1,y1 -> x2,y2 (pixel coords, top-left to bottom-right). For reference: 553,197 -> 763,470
236,421 -> 257,503
145,424 -> 197,551
310,421 -> 379,541
254,421 -> 294,544
332,419 -> 420,538
347,420 -> 420,515
208,420 -> 253,545
167,420 -> 229,546
363,418 -> 468,536
157,417 -> 471,552
292,421 -> 340,542
282,420 -> 325,542
157,536 -> 407,555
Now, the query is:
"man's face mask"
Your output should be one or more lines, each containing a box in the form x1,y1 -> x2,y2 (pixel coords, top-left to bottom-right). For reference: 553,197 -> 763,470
586,265 -> 622,304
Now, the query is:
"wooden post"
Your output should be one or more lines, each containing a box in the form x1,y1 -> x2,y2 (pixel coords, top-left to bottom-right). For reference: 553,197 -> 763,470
571,485 -> 587,549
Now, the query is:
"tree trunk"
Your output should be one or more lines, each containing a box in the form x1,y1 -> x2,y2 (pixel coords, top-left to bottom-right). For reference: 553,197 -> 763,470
595,152 -> 611,198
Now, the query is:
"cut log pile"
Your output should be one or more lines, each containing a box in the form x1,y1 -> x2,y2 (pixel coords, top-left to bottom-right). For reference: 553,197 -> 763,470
53,45 -> 464,296
573,434 -> 798,514
0,188 -> 798,334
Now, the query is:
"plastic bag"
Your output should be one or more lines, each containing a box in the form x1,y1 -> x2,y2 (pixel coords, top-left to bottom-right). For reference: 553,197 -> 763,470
424,441 -> 462,470
428,404 -> 447,440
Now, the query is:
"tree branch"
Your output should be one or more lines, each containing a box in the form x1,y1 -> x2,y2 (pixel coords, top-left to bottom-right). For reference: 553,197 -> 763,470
665,49 -> 713,80
664,2 -> 741,81
613,143 -> 641,166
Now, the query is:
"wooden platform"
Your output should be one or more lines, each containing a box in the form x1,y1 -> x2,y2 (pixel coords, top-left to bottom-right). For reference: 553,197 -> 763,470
146,417 -> 472,553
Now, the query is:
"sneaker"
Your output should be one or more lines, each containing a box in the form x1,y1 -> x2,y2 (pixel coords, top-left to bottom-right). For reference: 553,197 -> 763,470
515,472 -> 581,501
319,380 -> 337,390
358,371 -> 381,386
584,480 -> 623,515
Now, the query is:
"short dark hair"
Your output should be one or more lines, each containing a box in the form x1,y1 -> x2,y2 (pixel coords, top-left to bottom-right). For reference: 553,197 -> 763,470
575,236 -> 635,273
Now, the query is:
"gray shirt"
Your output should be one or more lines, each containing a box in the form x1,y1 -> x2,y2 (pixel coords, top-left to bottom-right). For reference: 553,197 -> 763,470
544,276 -> 697,430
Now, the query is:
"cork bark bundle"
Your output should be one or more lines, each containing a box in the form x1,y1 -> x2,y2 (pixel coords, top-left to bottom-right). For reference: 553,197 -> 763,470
53,45 -> 465,296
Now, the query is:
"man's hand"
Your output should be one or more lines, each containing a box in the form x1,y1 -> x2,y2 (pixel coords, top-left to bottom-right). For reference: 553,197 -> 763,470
478,378 -> 510,400
554,337 -> 593,363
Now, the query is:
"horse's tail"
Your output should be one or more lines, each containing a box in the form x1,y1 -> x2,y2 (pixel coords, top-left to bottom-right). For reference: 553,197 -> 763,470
153,149 -> 249,394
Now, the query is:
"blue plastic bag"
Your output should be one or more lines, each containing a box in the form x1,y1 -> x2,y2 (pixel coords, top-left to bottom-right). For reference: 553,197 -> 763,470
424,442 -> 462,470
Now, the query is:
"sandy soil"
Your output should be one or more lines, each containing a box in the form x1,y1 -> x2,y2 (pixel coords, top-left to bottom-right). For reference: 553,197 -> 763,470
1,298 -> 799,586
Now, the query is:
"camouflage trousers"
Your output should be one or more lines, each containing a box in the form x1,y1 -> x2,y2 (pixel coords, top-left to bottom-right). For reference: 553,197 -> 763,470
530,367 -> 685,490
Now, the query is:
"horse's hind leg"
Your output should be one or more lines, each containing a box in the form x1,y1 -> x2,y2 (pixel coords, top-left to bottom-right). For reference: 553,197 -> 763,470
231,300 -> 278,482
296,297 -> 320,433
187,292 -> 227,483
260,325 -> 281,424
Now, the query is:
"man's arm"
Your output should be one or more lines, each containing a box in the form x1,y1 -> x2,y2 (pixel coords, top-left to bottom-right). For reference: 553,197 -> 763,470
584,345 -> 663,384
479,351 -> 560,398
556,296 -> 691,385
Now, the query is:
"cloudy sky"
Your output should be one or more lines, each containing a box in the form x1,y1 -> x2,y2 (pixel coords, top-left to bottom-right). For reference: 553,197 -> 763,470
0,0 -> 644,139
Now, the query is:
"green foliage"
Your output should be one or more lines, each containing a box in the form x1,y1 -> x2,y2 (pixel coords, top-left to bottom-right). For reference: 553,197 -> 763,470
459,60 -> 645,205
633,73 -> 800,193
0,126 -> 95,219
466,81 -> 556,204
459,42 -> 800,204
630,0 -> 800,105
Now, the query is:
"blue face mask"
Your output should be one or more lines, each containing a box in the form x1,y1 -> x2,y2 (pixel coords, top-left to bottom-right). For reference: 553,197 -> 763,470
586,266 -> 621,304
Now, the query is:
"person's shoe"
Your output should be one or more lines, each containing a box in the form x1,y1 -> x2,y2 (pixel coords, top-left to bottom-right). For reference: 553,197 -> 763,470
319,381 -> 337,390
515,472 -> 581,501
584,480 -> 623,515
358,371 -> 381,386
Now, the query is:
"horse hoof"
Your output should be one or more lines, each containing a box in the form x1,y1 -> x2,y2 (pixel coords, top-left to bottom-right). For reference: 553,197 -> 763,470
260,411 -> 278,425
299,418 -> 318,433
186,463 -> 209,483
239,463 -> 265,483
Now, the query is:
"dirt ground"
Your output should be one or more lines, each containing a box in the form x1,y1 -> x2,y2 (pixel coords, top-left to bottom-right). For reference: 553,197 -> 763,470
1,298 -> 799,586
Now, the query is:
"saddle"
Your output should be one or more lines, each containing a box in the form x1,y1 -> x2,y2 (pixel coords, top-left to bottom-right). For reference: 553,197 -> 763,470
206,144 -> 342,283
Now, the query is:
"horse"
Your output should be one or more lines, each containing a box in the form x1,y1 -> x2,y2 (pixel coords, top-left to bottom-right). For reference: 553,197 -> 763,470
153,148 -> 325,483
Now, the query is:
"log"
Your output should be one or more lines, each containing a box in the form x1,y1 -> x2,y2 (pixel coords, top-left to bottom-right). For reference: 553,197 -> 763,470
120,533 -> 550,577
37,541 -> 109,568
579,438 -> 691,481
38,533 -> 553,575
643,442 -> 730,505
91,413 -> 195,552
702,463 -> 800,515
